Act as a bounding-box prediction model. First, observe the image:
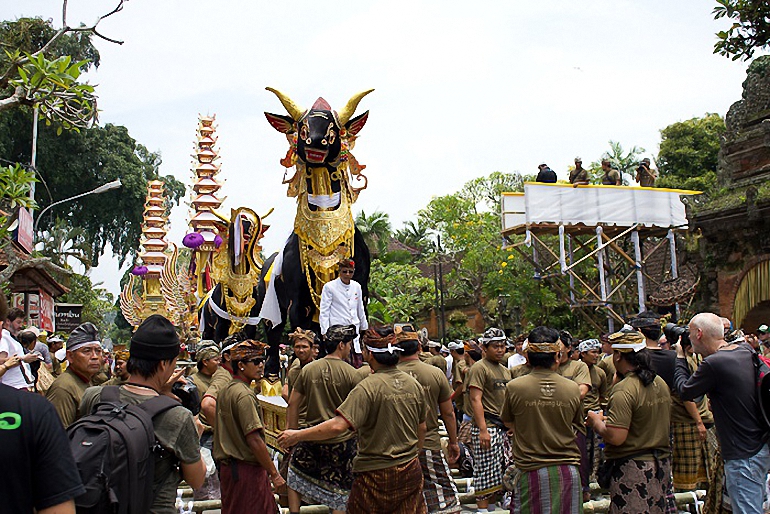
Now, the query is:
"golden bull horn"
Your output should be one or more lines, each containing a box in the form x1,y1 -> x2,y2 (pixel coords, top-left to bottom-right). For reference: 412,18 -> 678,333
337,89 -> 374,126
265,87 -> 305,121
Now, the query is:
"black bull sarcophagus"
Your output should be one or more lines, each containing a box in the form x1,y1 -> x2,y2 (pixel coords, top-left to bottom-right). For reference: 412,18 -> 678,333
255,88 -> 373,374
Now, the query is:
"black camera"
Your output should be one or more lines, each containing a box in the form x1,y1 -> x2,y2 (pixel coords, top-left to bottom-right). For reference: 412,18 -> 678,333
172,379 -> 201,416
664,323 -> 690,347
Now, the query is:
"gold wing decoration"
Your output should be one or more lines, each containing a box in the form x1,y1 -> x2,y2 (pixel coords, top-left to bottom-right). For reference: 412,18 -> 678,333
119,274 -> 143,328
160,244 -> 189,327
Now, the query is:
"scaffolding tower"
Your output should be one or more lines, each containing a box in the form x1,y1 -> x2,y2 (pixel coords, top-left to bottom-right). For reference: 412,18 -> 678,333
501,183 -> 701,332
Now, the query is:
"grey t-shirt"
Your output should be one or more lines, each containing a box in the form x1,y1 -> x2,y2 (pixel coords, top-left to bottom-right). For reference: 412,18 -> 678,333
34,342 -> 52,365
675,344 -> 766,460
79,386 -> 202,514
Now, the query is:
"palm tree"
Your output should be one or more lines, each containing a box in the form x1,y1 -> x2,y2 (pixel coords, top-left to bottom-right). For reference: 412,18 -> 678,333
395,220 -> 433,255
355,210 -> 391,257
592,140 -> 645,185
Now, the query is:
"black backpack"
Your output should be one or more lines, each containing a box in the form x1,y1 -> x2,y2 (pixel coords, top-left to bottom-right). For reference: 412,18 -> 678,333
67,386 -> 179,514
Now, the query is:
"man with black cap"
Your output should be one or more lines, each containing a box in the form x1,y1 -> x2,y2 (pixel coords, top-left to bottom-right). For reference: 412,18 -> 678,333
285,324 -> 362,514
501,326 -> 584,513
213,339 -> 284,514
46,322 -> 103,427
79,314 -> 206,512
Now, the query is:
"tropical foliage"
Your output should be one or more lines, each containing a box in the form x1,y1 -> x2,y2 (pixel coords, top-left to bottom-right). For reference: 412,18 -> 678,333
713,0 -> 770,60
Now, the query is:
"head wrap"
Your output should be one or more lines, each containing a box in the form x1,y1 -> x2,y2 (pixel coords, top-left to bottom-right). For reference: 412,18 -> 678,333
609,331 -> 646,353
480,327 -> 506,346
114,349 -> 130,362
574,156 -> 582,163
230,340 -> 269,362
725,329 -> 745,344
130,315 -> 180,360
447,341 -> 464,351
630,313 -> 660,329
464,340 -> 483,355
393,324 -> 419,343
526,341 -> 561,353
47,335 -> 64,344
426,340 -> 442,348
578,339 -> 601,353
221,332 -> 246,354
67,322 -> 102,352
289,327 -> 316,346
196,340 -> 220,362
362,327 -> 402,354
326,324 -> 357,343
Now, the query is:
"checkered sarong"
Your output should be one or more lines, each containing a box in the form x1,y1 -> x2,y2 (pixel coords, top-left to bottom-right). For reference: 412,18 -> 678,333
470,425 -> 509,499
419,448 -> 461,514
671,421 -> 710,491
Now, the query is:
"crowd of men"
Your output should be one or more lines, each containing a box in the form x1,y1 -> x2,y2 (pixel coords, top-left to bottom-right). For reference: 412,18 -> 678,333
536,157 -> 658,187
2,279 -> 770,513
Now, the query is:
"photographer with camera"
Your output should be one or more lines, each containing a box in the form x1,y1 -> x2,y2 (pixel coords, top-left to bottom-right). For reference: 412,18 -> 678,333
674,312 -> 770,514
664,323 -> 715,492
635,157 -> 657,187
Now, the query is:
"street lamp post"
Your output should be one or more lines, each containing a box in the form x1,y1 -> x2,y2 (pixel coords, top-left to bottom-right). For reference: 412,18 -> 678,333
34,178 -> 122,236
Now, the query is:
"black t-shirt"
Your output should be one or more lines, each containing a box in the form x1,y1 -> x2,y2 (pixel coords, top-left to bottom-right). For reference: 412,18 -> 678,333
536,168 -> 557,183
674,344 -> 767,460
0,384 -> 85,513
647,349 -> 676,391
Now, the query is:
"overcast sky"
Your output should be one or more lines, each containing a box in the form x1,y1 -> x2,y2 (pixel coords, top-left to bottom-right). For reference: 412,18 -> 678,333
3,0 -> 757,297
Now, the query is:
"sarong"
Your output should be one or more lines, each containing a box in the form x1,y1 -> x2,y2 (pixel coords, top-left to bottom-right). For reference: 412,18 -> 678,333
576,431 -> 589,492
458,419 -> 473,446
287,438 -> 356,511
419,448 -> 461,514
470,425 -> 509,500
219,460 -> 278,514
671,421 -> 710,491
512,464 -> 583,514
608,457 -> 676,514
704,428 -> 731,514
347,457 -> 426,514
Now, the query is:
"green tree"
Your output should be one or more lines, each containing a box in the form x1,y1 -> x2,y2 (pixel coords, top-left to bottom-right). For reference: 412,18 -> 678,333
713,0 -> 770,60
591,141 -> 645,185
0,5 -> 126,129
355,210 -> 392,258
395,220 -> 433,255
1,118 -> 186,265
657,113 -> 725,192
36,218 -> 91,269
58,273 -> 115,334
367,260 -> 434,323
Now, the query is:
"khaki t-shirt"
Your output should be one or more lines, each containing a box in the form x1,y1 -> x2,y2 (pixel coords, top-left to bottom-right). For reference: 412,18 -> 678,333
212,379 -> 265,463
286,358 -> 311,425
293,357 -> 362,443
356,362 -> 372,381
510,363 -> 533,379
46,368 -> 91,427
398,359 -> 453,451
557,359 -> 591,388
597,354 -> 616,404
501,369 -> 583,471
79,386 -> 202,514
582,364 -> 607,413
336,367 -> 427,472
670,355 -> 714,425
605,373 -> 671,460
466,358 -> 511,418
427,354 -> 447,374
452,359 -> 467,412
190,370 -> 214,398
199,366 -> 233,426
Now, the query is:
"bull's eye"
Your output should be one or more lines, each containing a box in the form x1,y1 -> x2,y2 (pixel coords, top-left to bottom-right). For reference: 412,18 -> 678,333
325,123 -> 336,146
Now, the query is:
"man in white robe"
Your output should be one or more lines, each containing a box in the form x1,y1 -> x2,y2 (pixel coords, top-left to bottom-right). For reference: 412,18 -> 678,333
319,259 -> 368,367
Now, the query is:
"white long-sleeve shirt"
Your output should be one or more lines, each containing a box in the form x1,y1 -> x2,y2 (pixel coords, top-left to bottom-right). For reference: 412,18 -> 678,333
319,278 -> 368,352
